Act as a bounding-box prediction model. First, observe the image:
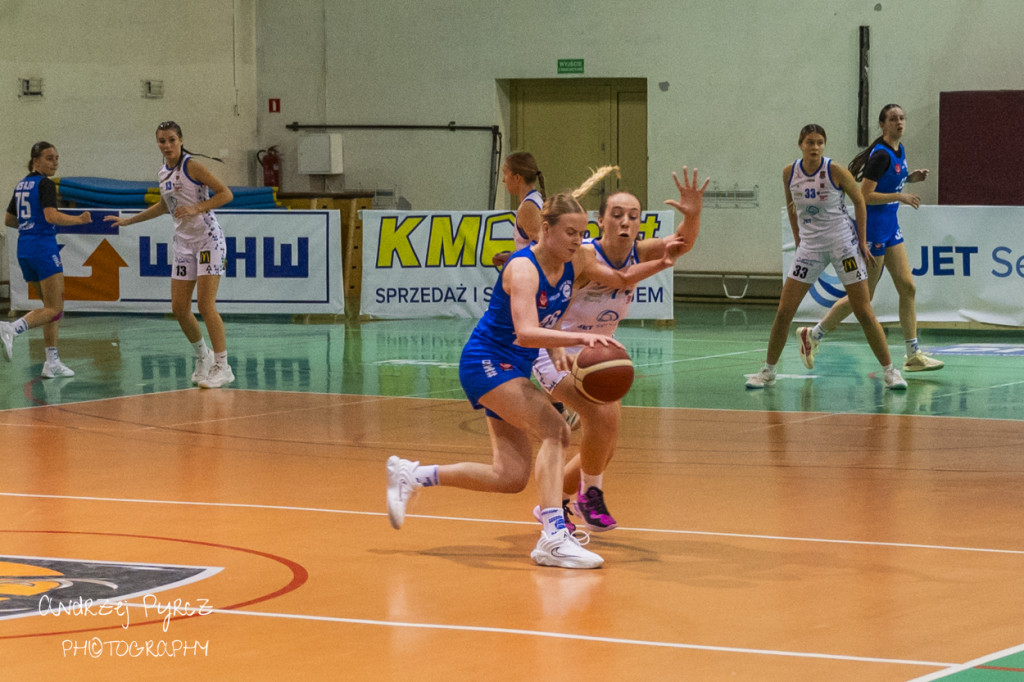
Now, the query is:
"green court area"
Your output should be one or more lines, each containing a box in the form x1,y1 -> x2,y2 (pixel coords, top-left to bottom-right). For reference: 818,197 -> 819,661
3,302 -> 1023,421
917,649 -> 1024,680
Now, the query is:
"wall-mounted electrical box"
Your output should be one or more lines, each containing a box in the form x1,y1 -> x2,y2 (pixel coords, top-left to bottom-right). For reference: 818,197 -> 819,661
19,77 -> 43,98
297,133 -> 343,174
142,79 -> 164,99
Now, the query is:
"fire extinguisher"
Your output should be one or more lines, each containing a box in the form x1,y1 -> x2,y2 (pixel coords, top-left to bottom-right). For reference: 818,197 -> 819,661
257,146 -> 281,187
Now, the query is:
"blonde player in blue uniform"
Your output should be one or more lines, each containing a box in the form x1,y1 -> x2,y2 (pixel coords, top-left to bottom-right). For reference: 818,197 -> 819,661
797,104 -> 943,373
530,167 -> 708,534
746,124 -> 907,390
105,121 -> 235,388
2,142 -> 92,376
386,172 -> 691,569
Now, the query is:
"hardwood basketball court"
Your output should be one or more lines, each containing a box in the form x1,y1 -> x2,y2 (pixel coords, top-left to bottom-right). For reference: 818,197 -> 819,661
1,307 -> 1023,680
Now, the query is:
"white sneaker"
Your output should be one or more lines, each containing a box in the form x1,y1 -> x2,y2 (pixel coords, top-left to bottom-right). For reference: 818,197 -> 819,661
41,360 -> 75,378
904,350 -> 944,372
386,456 -> 421,529
191,348 -> 215,385
745,366 -> 776,389
884,367 -> 908,390
198,362 -> 235,389
530,529 -> 604,569
0,321 -> 14,362
796,327 -> 820,369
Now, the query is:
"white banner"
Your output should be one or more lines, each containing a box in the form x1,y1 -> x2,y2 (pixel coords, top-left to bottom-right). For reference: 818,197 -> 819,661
782,205 -> 1024,326
361,209 -> 675,320
9,210 -> 343,314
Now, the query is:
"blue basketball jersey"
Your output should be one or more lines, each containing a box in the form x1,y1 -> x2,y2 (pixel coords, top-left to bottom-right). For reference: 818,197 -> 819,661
7,172 -> 58,241
467,247 -> 575,362
865,142 -> 907,227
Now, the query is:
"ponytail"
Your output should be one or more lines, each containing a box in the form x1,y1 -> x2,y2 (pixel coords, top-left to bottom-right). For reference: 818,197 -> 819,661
848,103 -> 903,180
535,170 -> 546,200
848,136 -> 884,180
571,165 -> 620,201
541,165 -> 621,226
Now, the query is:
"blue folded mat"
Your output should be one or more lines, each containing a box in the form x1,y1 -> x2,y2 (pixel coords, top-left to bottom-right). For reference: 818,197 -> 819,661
56,177 -> 280,209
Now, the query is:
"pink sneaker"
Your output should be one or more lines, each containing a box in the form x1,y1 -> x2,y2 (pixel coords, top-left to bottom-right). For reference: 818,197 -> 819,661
572,486 -> 617,532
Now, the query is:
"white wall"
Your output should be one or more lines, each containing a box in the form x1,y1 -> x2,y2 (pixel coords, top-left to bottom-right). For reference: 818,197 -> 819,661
1,0 -> 258,285
4,0 -> 1024,283
253,0 -> 1024,274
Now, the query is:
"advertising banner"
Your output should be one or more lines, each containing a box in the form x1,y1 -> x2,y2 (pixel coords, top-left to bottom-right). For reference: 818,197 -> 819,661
9,210 -> 343,315
782,205 -> 1024,326
361,209 -> 675,320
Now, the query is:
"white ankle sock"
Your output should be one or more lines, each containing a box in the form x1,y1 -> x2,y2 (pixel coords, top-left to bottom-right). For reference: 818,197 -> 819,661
540,507 -> 565,536
413,464 -> 438,487
580,472 -> 603,492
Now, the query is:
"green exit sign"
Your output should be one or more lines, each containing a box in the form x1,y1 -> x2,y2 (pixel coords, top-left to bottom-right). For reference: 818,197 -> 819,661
557,58 -> 584,74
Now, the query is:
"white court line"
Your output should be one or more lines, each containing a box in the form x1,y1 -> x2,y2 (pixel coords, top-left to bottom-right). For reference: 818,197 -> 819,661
3,492 -> 1023,556
908,641 -> 1024,681
142,603 -> 948,669
654,348 -> 766,366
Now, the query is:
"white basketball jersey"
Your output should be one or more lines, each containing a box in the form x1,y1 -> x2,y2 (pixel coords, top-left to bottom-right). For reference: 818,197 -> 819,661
158,154 -> 221,239
513,189 -> 544,250
788,157 -> 856,250
561,239 -> 638,335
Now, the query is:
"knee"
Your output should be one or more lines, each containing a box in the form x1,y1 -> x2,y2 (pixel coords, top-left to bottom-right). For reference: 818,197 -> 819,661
45,300 -> 64,320
170,298 -> 192,319
896,277 -> 916,299
848,300 -> 874,323
197,302 -> 219,321
851,306 -> 873,324
536,408 -> 571,447
493,465 -> 531,493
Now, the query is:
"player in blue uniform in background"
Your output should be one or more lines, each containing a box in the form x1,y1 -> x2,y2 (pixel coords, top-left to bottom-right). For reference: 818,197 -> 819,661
385,169 -> 690,569
3,142 -> 92,376
797,104 -> 943,373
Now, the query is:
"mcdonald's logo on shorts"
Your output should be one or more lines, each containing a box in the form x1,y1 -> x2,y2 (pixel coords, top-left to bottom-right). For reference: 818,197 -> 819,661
199,250 -> 211,264
842,257 -> 857,273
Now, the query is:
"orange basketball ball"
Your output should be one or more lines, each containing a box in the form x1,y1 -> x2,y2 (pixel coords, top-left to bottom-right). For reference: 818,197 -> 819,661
571,345 -> 634,403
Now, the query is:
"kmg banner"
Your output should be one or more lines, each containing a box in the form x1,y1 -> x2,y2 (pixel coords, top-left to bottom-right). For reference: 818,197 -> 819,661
9,210 -> 342,314
782,205 -> 1024,326
361,209 -> 675,320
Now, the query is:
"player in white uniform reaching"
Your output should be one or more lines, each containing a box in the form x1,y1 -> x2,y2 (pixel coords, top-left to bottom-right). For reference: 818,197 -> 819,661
745,124 -> 907,390
105,121 -> 235,388
492,151 -> 546,268
531,167 -> 709,533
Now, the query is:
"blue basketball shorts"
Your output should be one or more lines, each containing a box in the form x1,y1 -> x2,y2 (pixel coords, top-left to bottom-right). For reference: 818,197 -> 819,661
459,342 -> 535,420
866,214 -> 904,257
17,238 -> 63,283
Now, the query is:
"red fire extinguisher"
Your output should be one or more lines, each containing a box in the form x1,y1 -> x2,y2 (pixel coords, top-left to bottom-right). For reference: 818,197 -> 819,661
257,146 -> 281,187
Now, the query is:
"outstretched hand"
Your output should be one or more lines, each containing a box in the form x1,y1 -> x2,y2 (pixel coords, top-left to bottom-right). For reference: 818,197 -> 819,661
664,235 -> 690,260
664,166 -> 710,217
908,168 -> 930,183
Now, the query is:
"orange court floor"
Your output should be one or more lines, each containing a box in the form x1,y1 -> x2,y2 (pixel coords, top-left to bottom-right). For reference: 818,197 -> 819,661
1,302 -> 1023,681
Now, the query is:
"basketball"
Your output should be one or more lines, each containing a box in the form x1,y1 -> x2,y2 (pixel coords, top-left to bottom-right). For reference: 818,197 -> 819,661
571,345 -> 634,403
